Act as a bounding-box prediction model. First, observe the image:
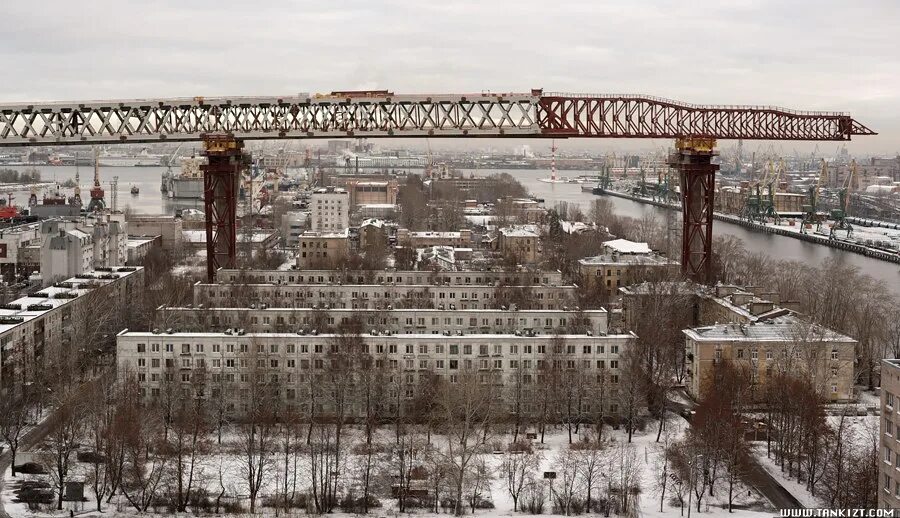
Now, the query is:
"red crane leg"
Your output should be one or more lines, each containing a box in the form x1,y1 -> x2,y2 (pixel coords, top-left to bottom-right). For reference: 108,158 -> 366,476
201,135 -> 246,283
668,139 -> 719,282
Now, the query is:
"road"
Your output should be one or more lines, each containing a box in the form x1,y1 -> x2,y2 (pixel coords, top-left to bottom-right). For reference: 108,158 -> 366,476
666,391 -> 802,511
0,412 -> 57,518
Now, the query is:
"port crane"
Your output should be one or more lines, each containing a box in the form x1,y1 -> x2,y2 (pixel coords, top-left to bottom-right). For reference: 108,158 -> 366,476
829,159 -> 856,239
86,147 -> 105,212
743,159 -> 782,224
800,159 -> 829,234
0,89 -> 875,282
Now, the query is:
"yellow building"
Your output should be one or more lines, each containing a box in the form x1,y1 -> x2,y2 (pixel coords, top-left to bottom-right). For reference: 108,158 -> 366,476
684,319 -> 855,402
717,185 -> 804,216
297,231 -> 349,269
498,226 -> 541,264
397,229 -> 472,249
579,240 -> 677,297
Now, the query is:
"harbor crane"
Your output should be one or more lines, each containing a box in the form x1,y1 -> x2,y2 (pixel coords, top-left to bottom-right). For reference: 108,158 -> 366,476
0,89 -> 875,282
86,147 -> 106,212
829,159 -> 856,239
800,159 -> 829,234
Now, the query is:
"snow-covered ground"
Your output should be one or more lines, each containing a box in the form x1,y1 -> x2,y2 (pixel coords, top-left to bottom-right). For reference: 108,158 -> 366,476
2,412 -> 779,518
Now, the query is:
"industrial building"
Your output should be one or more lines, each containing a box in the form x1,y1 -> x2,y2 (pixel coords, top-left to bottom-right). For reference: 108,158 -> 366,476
345,179 -> 398,207
0,266 -> 144,392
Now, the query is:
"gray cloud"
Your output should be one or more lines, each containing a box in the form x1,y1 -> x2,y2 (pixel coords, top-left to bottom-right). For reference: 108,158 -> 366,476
1,0 -> 896,153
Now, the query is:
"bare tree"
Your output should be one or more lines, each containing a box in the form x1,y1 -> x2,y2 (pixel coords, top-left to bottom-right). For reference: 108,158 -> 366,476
392,429 -> 425,513
617,346 -> 645,443
308,422 -> 342,513
165,365 -> 211,512
501,449 -> 542,511
574,442 -> 606,512
83,377 -> 115,512
609,442 -> 642,515
120,398 -> 167,512
0,391 -> 30,477
237,347 -> 279,514
436,369 -> 496,516
41,390 -> 84,510
552,449 -> 583,516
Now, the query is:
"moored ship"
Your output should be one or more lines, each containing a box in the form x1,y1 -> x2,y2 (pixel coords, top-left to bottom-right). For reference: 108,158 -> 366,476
161,156 -> 205,199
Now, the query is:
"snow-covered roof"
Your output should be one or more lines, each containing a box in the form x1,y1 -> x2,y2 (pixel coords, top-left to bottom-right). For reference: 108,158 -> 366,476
602,238 -> 651,254
301,230 -> 349,239
500,225 -> 539,238
683,321 -> 856,343
360,218 -> 385,229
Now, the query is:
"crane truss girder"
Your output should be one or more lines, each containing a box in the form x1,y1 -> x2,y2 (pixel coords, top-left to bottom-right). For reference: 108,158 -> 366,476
0,92 -> 875,147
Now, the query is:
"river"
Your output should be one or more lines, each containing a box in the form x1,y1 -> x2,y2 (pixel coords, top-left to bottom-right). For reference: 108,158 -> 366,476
465,168 -> 900,296
8,164 -> 900,295
2,165 -> 203,214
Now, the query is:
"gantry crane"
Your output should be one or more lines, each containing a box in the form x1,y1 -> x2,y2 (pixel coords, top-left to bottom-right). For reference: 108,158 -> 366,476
762,159 -> 784,224
829,159 -> 856,239
0,90 -> 875,282
800,159 -> 828,234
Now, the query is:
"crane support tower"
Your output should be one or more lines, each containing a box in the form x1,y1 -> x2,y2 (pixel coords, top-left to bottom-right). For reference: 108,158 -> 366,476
668,138 -> 718,282
201,134 -> 249,282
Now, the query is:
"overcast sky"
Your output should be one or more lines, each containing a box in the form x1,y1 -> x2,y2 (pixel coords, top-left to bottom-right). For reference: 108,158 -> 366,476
2,0 -> 897,154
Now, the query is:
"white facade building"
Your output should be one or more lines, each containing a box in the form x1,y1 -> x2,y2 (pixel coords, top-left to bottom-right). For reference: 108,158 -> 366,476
117,330 -> 633,418
194,281 -> 579,311
158,306 -> 609,337
310,187 -> 349,232
39,215 -> 129,286
215,268 -> 565,287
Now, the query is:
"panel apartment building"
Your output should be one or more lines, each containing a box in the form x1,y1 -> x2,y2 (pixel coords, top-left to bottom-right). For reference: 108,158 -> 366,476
214,268 -> 565,287
0,266 -> 144,393
193,279 -> 579,311
117,330 -> 634,419
879,359 -> 900,508
157,306 -> 609,338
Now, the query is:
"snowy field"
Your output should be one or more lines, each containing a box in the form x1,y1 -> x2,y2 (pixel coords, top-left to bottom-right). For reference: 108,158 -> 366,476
2,412 -> 777,518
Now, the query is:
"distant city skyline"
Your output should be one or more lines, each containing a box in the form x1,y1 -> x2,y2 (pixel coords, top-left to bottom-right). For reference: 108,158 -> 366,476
2,0 -> 897,153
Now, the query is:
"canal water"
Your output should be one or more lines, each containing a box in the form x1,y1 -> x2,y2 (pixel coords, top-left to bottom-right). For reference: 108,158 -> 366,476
466,168 -> 900,296
8,165 -> 899,295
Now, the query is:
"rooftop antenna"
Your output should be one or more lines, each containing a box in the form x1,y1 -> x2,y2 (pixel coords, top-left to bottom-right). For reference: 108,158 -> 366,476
550,139 -> 557,182
111,176 -> 119,211
73,150 -> 82,206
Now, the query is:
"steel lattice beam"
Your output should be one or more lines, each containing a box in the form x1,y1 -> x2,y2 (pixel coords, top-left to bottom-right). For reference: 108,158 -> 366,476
0,91 -> 875,147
